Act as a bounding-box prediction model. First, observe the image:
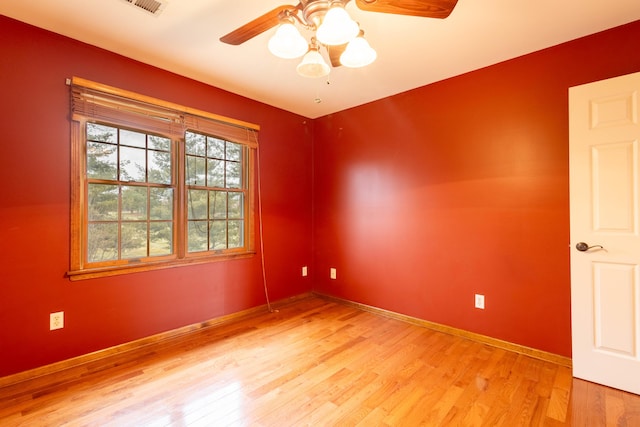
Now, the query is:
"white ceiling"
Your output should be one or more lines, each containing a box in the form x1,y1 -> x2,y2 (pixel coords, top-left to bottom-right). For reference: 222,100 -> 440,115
2,0 -> 640,118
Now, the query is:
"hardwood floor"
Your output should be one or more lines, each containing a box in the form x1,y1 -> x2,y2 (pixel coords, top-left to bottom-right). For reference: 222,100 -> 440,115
1,296 -> 639,426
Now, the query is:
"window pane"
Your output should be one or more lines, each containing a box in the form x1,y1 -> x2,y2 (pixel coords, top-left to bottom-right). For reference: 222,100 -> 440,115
226,161 -> 241,189
120,129 -> 146,148
87,141 -> 117,180
87,123 -> 117,143
210,221 -> 226,250
207,137 -> 225,159
87,223 -> 118,262
228,193 -> 243,219
207,158 -> 224,188
150,222 -> 173,256
121,222 -> 147,259
88,184 -> 118,221
186,155 -> 205,186
188,221 -> 208,252
120,146 -> 146,182
187,190 -> 207,220
184,132 -> 247,255
148,150 -> 172,184
150,188 -> 173,220
210,191 -> 227,219
226,141 -> 242,161
149,135 -> 171,151
84,123 -> 178,266
186,132 -> 206,156
122,186 -> 147,221
228,220 -> 243,248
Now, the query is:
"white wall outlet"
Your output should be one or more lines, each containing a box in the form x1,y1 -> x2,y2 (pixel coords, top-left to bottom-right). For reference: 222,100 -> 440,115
302,266 -> 308,277
475,294 -> 485,310
50,311 -> 64,330
330,268 -> 337,280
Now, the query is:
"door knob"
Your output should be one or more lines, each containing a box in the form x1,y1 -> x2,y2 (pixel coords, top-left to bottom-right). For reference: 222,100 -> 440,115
576,242 -> 604,252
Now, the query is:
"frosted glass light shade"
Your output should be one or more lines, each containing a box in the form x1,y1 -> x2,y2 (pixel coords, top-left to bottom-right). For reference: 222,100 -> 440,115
296,49 -> 330,78
268,23 -> 308,59
340,36 -> 377,68
316,5 -> 359,46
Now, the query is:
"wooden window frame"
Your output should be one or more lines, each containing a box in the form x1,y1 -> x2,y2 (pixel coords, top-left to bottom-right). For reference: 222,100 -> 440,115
68,77 -> 258,281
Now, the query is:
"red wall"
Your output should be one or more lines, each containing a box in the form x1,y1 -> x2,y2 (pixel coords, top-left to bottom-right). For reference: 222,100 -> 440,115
0,16 -> 313,377
312,20 -> 640,357
2,15 -> 640,377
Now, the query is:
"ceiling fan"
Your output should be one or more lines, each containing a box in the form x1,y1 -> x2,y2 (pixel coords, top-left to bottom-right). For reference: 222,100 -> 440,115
220,0 -> 458,76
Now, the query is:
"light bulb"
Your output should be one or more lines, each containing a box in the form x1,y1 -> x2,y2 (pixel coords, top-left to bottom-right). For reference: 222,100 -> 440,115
316,4 -> 359,46
297,48 -> 331,78
340,36 -> 377,68
268,22 -> 308,59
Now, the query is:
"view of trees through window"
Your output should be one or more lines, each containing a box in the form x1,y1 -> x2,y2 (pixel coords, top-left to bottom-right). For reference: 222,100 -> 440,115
185,131 -> 244,253
85,124 -> 246,265
69,79 -> 256,279
86,123 -> 173,263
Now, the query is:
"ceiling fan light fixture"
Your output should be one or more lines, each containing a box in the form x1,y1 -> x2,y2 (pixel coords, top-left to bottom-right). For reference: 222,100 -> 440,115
296,45 -> 331,78
221,0 -> 461,77
268,22 -> 308,59
340,34 -> 377,68
316,2 -> 359,46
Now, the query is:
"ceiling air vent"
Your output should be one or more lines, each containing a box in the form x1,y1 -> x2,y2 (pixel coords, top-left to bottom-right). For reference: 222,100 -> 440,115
123,0 -> 166,16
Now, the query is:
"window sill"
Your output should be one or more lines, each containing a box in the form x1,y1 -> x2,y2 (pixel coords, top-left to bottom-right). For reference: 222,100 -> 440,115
67,251 -> 256,281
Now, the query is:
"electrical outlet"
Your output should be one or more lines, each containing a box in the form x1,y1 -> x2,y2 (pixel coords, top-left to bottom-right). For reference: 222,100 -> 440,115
475,294 -> 485,310
302,266 -> 308,277
50,311 -> 64,330
330,268 -> 337,280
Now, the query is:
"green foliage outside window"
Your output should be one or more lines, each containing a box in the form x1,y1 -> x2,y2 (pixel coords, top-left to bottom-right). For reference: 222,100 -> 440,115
84,125 -> 246,264
185,131 -> 244,253
86,123 -> 173,263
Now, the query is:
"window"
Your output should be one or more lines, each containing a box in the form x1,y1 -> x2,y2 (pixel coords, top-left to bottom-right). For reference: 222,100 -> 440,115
85,123 -> 174,263
68,77 -> 258,280
185,131 -> 246,252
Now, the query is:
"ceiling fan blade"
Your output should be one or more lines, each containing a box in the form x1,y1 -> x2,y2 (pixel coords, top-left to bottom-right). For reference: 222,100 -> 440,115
220,4 -> 299,45
354,0 -> 458,19
327,43 -> 347,67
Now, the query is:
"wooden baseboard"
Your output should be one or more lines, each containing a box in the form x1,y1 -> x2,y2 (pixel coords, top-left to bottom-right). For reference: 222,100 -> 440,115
1,291 -> 570,389
0,293 -> 313,389
314,292 -> 572,368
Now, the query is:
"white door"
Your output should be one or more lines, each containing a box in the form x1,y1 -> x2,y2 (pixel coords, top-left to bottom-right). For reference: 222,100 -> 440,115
569,71 -> 640,395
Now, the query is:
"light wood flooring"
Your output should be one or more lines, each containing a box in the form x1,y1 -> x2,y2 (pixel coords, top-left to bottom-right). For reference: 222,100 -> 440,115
1,296 -> 639,426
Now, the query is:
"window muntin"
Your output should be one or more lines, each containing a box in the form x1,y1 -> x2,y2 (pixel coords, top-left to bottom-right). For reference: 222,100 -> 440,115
69,78 -> 258,280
